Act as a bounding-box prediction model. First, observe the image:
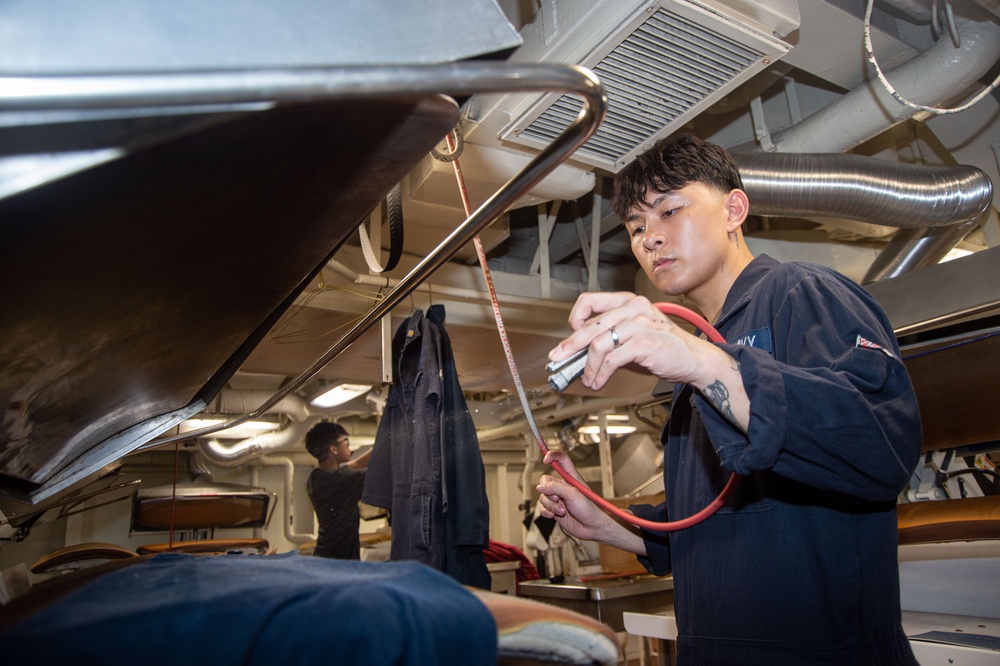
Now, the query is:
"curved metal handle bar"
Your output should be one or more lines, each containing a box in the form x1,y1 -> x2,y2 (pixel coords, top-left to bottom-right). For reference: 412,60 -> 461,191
1,63 -> 602,112
61,62 -> 608,445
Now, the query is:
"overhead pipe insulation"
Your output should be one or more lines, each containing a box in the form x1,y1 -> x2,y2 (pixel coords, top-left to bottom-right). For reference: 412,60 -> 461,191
734,151 -> 994,283
200,416 -> 326,467
209,389 -> 310,423
772,8 -> 1000,154
261,455 -> 317,545
194,388 -> 323,467
193,389 -> 377,467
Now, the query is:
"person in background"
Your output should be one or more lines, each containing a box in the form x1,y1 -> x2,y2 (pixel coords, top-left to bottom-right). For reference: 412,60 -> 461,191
305,421 -> 372,559
536,133 -> 922,665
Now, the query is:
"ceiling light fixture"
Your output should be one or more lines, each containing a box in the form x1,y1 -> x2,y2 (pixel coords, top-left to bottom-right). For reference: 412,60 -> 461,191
589,414 -> 629,422
577,424 -> 638,435
180,418 -> 280,440
577,413 -> 637,436
310,383 -> 373,408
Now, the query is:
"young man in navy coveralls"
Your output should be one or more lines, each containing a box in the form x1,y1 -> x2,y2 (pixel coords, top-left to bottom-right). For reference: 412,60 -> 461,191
537,133 -> 922,665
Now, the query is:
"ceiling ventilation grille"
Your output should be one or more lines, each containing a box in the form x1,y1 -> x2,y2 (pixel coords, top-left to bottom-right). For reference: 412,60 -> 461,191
502,0 -> 792,173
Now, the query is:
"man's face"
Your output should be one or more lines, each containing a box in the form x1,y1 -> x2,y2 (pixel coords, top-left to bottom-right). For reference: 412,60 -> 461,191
623,182 -> 733,297
330,435 -> 351,463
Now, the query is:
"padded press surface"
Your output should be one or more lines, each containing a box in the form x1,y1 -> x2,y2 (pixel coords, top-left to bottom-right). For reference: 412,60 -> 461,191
0,96 -> 458,488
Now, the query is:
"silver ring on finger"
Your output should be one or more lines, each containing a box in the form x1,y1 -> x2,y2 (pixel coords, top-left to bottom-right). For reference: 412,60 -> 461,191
610,327 -> 620,348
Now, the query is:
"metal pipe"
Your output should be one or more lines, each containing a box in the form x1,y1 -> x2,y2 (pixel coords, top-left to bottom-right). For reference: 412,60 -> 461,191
0,63 -> 599,111
772,11 -> 1000,154
260,455 -> 316,545
200,416 -> 324,467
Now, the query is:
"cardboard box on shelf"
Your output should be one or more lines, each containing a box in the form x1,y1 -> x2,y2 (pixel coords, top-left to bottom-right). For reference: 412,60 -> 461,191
597,492 -> 665,574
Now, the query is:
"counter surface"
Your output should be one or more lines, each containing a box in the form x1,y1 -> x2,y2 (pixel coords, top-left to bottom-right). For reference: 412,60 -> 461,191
518,573 -> 673,601
517,574 -> 673,632
623,609 -> 1000,664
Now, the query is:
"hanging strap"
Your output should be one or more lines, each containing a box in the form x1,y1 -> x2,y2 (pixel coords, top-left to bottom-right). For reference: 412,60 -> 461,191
358,183 -> 404,273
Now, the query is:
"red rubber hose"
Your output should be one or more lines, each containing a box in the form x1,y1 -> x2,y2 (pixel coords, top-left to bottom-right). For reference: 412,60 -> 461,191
543,302 -> 740,533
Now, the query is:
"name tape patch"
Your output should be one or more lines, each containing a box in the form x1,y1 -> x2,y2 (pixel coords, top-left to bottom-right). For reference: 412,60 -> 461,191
733,327 -> 773,352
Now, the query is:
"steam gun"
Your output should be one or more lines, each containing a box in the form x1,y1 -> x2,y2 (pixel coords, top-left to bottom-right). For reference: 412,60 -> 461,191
546,349 -> 588,392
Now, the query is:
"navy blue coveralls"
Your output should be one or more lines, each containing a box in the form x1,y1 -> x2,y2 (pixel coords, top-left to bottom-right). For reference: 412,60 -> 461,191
631,255 -> 922,665
363,305 -> 491,589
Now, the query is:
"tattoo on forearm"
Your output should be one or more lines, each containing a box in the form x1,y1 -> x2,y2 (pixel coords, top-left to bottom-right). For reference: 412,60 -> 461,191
704,379 -> 737,425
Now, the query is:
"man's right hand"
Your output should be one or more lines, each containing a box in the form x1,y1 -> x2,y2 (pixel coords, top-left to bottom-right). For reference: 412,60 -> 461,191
536,451 -> 647,556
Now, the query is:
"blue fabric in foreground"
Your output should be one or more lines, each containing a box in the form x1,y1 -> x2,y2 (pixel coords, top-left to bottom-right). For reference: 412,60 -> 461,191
2,552 -> 497,665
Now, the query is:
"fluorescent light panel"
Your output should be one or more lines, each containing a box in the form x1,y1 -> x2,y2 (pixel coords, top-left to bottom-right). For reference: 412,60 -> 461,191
310,383 -> 372,408
577,424 -> 637,435
180,418 -> 280,440
578,414 -> 636,435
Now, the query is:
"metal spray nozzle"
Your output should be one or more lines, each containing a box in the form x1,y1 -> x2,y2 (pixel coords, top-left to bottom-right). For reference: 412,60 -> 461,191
546,349 -> 589,392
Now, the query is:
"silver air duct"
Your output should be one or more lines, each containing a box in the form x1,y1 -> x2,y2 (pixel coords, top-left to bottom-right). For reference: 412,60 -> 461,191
756,5 -> 1000,282
736,152 -> 993,230
736,151 -> 993,282
734,152 -> 993,272
861,215 -> 986,281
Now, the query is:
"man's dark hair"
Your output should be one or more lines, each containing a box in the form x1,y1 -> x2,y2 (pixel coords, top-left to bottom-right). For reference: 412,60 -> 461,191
305,421 -> 348,461
612,132 -> 744,220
